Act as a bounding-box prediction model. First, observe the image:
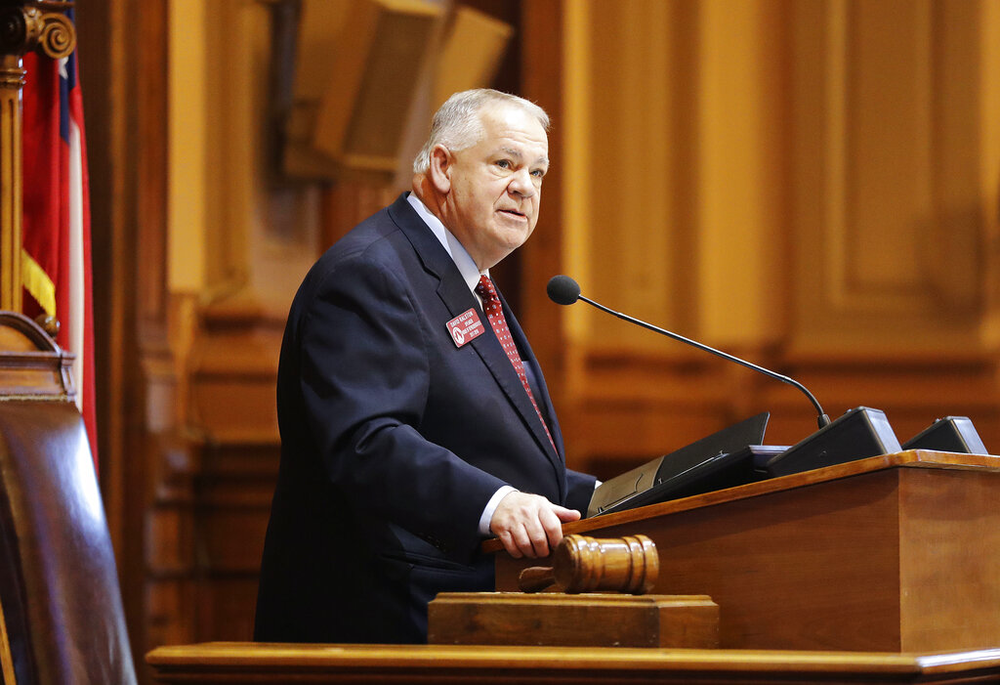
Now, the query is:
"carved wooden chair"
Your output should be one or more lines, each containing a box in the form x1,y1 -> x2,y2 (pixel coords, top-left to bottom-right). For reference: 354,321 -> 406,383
0,312 -> 135,684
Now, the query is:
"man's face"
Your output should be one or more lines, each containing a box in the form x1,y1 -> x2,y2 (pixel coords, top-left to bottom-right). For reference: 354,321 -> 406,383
442,104 -> 549,270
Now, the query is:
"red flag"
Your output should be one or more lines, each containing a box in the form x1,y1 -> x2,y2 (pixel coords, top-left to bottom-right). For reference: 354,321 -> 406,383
21,12 -> 98,469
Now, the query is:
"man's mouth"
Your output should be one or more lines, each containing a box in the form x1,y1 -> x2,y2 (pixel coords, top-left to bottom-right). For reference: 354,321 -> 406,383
498,209 -> 526,219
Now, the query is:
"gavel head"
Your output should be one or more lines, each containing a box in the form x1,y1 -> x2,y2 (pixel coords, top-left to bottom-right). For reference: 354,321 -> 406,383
552,534 -> 659,594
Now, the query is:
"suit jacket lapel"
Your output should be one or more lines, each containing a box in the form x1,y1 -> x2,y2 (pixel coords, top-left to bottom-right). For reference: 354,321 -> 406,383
388,195 -> 565,487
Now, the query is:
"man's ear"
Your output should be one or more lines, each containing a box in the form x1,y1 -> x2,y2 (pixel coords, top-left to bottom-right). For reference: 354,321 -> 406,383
428,145 -> 452,195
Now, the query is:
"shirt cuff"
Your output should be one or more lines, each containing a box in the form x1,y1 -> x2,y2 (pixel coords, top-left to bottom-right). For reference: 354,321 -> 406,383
479,485 -> 518,536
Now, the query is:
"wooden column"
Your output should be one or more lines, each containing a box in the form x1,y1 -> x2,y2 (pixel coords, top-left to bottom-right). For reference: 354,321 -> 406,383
0,1 -> 76,312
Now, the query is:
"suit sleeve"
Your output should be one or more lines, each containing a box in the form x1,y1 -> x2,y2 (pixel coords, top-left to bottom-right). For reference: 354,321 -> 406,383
298,257 -> 506,557
565,468 -> 597,514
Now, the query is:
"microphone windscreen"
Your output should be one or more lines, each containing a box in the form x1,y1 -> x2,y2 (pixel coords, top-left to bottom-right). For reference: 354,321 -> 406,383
547,275 -> 581,305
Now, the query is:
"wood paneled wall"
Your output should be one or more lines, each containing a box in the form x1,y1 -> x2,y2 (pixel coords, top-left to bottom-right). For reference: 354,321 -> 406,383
549,0 -> 1000,477
78,0 -> 1000,679
78,0 -> 173,679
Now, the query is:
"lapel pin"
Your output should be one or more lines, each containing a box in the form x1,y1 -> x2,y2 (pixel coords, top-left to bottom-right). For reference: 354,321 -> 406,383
446,308 -> 486,348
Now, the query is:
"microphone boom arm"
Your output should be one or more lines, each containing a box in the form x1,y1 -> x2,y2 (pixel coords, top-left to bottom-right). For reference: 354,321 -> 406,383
578,295 -> 831,429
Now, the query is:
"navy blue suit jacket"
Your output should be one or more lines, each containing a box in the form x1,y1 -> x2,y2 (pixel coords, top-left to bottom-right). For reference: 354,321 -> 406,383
254,194 -> 595,644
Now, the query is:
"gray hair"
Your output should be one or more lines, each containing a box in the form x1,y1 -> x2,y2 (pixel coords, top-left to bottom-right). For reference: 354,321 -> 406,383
412,89 -> 549,174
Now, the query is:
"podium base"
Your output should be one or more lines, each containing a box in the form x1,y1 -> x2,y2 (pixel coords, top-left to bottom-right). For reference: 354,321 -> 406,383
427,592 -> 719,648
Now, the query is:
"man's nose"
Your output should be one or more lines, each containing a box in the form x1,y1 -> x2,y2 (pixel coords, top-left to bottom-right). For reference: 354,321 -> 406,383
508,168 -> 536,198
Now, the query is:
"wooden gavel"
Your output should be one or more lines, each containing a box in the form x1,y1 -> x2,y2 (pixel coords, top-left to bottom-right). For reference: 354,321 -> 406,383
517,534 -> 659,594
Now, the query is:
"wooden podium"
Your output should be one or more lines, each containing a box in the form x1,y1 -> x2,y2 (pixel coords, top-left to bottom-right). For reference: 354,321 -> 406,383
146,450 -> 1000,683
491,450 -> 1000,653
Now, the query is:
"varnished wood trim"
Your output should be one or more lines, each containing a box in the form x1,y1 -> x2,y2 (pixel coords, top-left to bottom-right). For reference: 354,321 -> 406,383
146,642 -> 1000,681
0,311 -> 61,352
0,57 -> 23,313
484,450 -> 1000,553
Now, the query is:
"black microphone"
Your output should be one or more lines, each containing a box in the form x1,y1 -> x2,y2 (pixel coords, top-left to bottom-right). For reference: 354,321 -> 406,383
547,275 -> 831,429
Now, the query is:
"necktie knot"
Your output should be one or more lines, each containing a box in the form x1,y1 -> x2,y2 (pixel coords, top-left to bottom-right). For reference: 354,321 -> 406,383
475,275 -> 497,304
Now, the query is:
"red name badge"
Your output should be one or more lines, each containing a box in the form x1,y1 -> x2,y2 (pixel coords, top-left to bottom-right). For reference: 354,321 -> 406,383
446,308 -> 485,348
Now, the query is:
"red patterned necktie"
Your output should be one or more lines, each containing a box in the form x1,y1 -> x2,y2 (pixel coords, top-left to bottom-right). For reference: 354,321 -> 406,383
475,275 -> 557,455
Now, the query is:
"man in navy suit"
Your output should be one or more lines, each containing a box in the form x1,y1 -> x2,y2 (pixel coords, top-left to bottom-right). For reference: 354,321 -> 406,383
254,89 -> 596,644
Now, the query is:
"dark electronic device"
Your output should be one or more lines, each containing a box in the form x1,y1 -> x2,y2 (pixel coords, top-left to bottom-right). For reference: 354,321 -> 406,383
587,412 -> 770,517
763,406 -> 902,477
902,416 -> 988,455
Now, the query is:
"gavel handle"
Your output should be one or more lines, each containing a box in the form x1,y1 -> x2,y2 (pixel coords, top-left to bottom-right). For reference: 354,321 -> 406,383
518,565 -> 556,593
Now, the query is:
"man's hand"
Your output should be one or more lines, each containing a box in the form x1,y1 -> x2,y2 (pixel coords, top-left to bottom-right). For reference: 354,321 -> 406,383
489,491 -> 581,559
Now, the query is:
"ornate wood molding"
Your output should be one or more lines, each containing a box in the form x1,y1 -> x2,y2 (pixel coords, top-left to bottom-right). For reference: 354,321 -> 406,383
0,1 -> 75,58
0,1 -> 76,312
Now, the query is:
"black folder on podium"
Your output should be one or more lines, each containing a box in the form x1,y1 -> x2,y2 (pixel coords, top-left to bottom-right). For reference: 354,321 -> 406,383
587,412 -> 773,517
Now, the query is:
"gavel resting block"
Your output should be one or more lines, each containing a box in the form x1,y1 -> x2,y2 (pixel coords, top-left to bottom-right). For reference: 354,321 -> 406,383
427,592 -> 719,648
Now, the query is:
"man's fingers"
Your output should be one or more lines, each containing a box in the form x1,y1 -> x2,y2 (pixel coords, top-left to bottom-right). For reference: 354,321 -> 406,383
526,518 -> 551,558
553,505 -> 582,523
497,519 -> 536,559
536,506 -> 565,555
511,522 -> 541,558
490,492 -> 583,559
498,529 -> 523,559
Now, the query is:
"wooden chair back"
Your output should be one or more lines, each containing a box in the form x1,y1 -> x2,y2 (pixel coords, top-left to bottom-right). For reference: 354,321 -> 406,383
0,312 -> 135,684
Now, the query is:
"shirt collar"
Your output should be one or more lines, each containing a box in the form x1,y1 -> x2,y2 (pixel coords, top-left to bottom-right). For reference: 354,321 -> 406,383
407,192 -> 487,294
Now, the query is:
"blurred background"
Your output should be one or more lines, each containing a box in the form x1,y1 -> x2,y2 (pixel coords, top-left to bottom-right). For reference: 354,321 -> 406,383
64,0 -> 1000,678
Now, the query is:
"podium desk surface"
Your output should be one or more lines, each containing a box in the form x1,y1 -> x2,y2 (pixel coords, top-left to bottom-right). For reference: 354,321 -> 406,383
145,642 -> 1000,684
485,449 -> 1000,553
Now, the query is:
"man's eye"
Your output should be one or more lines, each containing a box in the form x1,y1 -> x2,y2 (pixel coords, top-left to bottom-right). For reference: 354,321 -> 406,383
496,160 -> 511,169
531,169 -> 545,178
